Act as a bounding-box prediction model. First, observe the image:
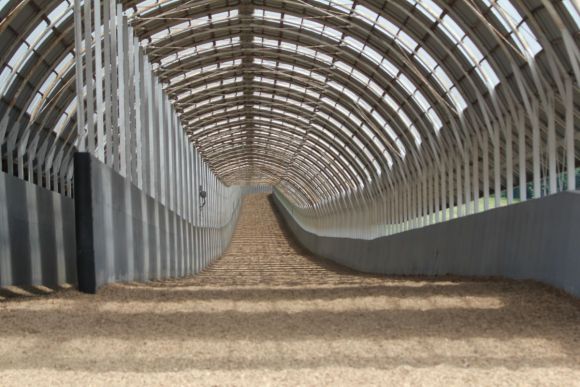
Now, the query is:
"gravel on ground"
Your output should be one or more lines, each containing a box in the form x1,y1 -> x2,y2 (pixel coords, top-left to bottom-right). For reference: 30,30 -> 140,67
1,193 -> 579,386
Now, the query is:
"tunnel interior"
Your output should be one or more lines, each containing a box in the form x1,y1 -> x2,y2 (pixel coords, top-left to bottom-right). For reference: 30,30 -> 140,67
1,0 -> 580,384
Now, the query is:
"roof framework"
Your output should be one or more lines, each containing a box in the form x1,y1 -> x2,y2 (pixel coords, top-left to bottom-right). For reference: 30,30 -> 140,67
0,0 -> 578,207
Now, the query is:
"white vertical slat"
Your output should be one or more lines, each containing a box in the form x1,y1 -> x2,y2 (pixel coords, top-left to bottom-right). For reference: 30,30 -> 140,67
434,167 -> 440,223
411,181 -> 416,229
440,163 -> 446,222
143,58 -> 152,196
94,0 -> 105,160
422,173 -> 427,226
505,119 -> 514,204
393,187 -> 398,233
197,152 -> 203,268
103,0 -> 113,165
189,143 -> 195,273
483,134 -> 490,210
215,176 -> 219,256
464,152 -> 471,215
134,39 -> 143,189
186,141 -> 192,224
201,155 -> 207,266
122,19 -> 132,180
83,0 -> 95,153
176,118 -> 182,218
518,110 -> 527,201
136,44 -> 146,190
456,157 -> 462,217
193,149 -> 199,273
204,162 -> 209,263
406,183 -> 415,230
109,0 -> 119,168
493,123 -> 501,208
184,131 -> 191,273
448,160 -> 454,219
126,27 -> 136,183
407,184 -> 411,229
163,96 -> 171,206
116,7 -> 126,176
532,100 -> 541,198
73,0 -> 86,151
547,95 -> 557,194
565,78 -> 576,191
166,104 -> 174,211
403,185 -> 408,230
472,138 -> 479,214
157,84 -> 165,202
428,170 -> 434,225
182,138 -> 187,272
206,162 -> 210,263
147,62 -> 156,197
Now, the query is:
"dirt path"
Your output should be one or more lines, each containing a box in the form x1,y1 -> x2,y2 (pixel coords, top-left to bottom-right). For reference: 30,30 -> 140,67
1,193 -> 579,386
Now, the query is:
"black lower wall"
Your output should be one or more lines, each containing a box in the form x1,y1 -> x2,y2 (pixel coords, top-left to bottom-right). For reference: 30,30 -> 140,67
273,191 -> 580,297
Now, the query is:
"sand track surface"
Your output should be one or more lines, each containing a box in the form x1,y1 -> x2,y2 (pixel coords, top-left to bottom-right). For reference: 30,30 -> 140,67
1,193 -> 580,386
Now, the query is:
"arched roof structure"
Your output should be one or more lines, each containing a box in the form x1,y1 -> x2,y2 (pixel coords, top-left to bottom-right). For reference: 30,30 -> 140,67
0,0 -> 578,207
